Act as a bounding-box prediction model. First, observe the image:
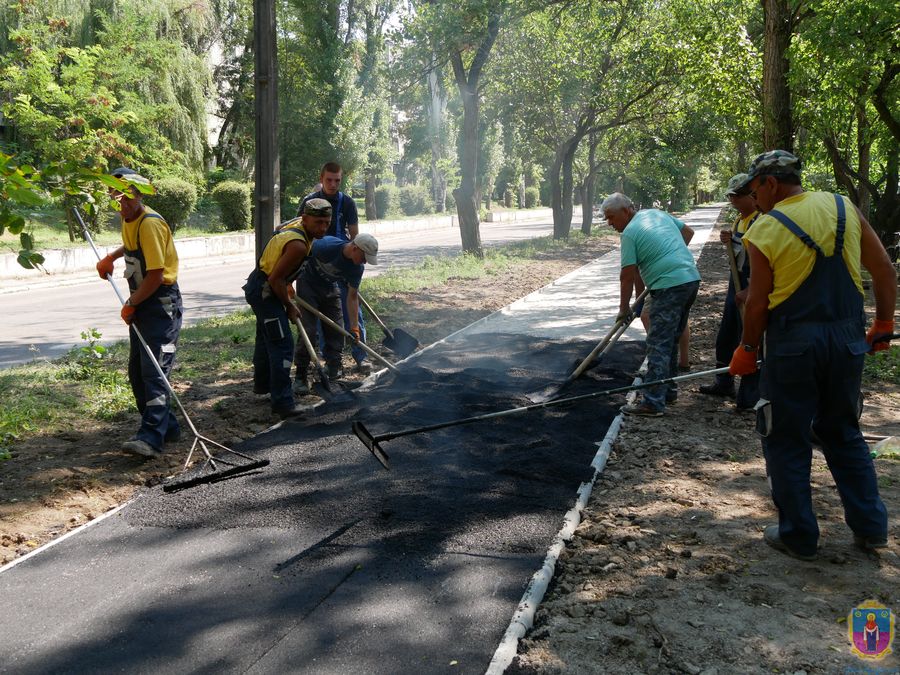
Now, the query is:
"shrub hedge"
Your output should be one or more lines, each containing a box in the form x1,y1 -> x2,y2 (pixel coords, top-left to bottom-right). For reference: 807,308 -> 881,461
144,177 -> 197,231
211,181 -> 252,231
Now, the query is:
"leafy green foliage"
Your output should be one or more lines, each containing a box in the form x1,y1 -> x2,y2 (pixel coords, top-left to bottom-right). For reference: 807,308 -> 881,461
0,153 -> 46,269
211,180 -> 252,231
374,184 -> 398,219
144,177 -> 198,232
863,346 -> 900,385
398,184 -> 431,216
524,187 -> 540,208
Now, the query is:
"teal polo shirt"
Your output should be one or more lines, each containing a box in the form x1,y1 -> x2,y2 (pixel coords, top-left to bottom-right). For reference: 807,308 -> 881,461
620,209 -> 700,290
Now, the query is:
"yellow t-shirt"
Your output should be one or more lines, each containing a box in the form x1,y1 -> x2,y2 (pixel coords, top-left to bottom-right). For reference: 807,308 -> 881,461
122,207 -> 178,284
258,222 -> 312,276
742,192 -> 862,310
735,211 -> 758,238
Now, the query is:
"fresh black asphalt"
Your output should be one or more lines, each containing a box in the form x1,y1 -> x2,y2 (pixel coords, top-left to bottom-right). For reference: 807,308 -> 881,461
0,334 -> 644,674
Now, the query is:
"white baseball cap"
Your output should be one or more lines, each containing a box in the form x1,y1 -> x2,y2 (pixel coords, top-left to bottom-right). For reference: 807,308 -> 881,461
354,233 -> 379,265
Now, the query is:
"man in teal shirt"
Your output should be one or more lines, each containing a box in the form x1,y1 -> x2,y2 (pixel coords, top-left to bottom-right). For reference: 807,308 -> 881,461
602,192 -> 700,416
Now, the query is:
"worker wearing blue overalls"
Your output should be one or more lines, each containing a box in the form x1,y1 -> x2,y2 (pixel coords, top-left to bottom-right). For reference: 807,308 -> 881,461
96,168 -> 183,459
244,199 -> 332,418
297,162 -> 370,375
731,150 -> 896,560
293,233 -> 379,394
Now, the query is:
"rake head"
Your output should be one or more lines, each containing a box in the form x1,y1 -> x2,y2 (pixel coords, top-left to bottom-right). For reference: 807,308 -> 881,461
352,421 -> 390,470
162,459 -> 270,493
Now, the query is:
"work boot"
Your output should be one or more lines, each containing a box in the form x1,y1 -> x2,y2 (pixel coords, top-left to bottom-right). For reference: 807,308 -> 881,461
293,377 -> 311,396
763,525 -> 817,561
252,381 -> 270,395
326,361 -> 343,380
699,379 -> 735,398
122,438 -> 162,458
354,360 -> 372,375
273,404 -> 306,419
853,533 -> 888,551
164,427 -> 182,443
621,402 -> 664,417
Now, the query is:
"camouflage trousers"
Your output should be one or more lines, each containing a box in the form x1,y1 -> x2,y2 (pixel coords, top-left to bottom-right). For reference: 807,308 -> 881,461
642,280 -> 699,411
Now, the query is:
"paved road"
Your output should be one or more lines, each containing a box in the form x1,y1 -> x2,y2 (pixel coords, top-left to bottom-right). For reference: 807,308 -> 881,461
0,217 -> 559,369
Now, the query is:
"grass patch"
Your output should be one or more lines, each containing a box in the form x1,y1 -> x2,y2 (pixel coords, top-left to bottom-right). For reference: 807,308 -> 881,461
863,345 -> 900,385
0,228 -> 610,453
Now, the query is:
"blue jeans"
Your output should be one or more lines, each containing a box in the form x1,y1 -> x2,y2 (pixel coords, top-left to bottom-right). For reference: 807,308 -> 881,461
642,280 -> 699,411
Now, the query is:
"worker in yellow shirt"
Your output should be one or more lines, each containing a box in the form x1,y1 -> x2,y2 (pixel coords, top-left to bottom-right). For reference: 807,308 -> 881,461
96,168 -> 182,459
730,150 -> 896,561
243,198 -> 331,418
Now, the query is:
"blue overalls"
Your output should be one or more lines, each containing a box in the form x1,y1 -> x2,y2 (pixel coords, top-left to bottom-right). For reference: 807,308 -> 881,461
712,215 -> 760,406
317,192 -> 368,364
243,226 -> 310,413
760,195 -> 887,557
124,214 -> 183,451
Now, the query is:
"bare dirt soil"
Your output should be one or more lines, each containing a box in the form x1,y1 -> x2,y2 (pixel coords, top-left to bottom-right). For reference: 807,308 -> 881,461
2,215 -> 898,675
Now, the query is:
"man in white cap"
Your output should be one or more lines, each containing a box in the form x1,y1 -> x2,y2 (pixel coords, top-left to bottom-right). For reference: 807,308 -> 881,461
293,233 -> 379,394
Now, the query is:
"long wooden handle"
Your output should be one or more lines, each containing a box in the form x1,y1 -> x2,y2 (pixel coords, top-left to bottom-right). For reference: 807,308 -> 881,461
357,293 -> 393,338
293,296 -> 399,372
725,240 -> 746,320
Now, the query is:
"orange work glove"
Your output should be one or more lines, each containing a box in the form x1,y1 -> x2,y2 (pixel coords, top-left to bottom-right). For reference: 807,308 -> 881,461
729,346 -> 758,376
350,326 -> 361,342
866,319 -> 894,354
121,301 -> 136,324
97,254 -> 115,279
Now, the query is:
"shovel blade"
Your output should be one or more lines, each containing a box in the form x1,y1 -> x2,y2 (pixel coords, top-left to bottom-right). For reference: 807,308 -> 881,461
352,421 -> 390,470
382,328 -> 419,359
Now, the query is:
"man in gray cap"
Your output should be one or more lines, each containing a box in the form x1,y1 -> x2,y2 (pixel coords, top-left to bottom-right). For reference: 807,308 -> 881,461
698,173 -> 760,409
242,198 -> 331,418
730,149 -> 896,560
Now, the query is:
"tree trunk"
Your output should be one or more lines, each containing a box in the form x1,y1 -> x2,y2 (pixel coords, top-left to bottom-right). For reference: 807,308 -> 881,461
427,66 -> 446,213
365,171 -> 377,220
448,14 -> 499,257
518,175 -> 525,209
762,0 -> 794,151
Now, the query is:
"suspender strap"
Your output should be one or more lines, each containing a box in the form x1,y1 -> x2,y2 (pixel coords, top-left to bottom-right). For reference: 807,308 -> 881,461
833,193 -> 846,255
767,208 -> 825,256
336,192 -> 344,239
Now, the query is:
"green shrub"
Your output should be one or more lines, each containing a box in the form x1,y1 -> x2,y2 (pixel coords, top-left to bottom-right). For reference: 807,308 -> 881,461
375,184 -> 398,219
144,177 -> 198,232
524,186 -> 541,208
211,181 -> 252,231
398,184 -> 430,216
445,191 -> 456,212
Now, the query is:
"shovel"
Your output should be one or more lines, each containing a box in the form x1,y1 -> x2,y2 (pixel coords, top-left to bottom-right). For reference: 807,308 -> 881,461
292,296 -> 400,373
358,293 -> 419,358
354,364 -> 742,470
291,315 -> 334,399
526,289 -> 650,403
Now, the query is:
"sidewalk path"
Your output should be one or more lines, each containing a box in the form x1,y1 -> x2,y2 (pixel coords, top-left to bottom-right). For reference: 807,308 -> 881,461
0,207 -> 718,674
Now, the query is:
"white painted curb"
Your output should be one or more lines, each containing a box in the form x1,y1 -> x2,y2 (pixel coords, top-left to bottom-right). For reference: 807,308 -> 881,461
485,363 -> 647,674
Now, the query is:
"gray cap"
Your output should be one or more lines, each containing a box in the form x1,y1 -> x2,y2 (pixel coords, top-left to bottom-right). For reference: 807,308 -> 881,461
746,150 -> 802,180
303,197 -> 332,217
353,232 -> 378,265
725,173 -> 750,196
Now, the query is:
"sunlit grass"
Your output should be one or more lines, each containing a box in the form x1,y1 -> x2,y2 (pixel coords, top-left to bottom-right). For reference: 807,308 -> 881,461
863,345 -> 899,385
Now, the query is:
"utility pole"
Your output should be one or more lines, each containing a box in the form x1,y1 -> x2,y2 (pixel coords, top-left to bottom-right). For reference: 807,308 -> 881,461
253,0 -> 280,262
